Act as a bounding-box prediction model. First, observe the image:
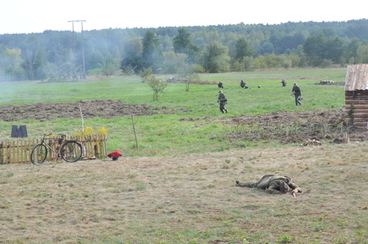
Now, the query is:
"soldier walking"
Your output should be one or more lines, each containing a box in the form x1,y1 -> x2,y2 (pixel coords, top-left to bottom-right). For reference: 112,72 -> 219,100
291,83 -> 302,106
217,90 -> 228,113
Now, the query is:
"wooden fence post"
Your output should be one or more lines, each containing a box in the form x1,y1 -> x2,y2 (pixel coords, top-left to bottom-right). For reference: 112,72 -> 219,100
131,115 -> 139,150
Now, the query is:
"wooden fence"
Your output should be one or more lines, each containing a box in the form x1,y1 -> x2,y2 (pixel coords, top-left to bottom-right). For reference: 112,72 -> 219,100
0,134 -> 107,164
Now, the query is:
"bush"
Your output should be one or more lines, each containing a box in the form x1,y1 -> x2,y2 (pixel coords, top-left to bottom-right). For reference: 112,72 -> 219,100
147,75 -> 168,101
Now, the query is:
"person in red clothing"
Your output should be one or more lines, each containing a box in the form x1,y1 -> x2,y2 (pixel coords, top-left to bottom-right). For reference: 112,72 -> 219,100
107,149 -> 122,160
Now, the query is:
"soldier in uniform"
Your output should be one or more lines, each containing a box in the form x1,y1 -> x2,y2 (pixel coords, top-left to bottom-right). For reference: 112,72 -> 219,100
235,174 -> 302,197
218,81 -> 224,89
217,90 -> 228,113
291,83 -> 302,106
240,80 -> 245,88
281,79 -> 286,87
240,80 -> 248,89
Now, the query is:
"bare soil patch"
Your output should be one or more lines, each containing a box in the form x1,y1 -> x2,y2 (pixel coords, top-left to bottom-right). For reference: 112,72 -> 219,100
0,143 -> 367,242
0,100 -> 172,121
227,109 -> 368,144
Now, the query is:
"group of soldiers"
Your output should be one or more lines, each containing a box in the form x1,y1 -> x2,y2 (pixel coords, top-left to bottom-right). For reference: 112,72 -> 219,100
216,80 -> 303,197
216,79 -> 302,113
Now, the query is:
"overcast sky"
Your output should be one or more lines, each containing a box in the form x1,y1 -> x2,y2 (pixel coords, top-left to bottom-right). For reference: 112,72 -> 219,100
0,0 -> 367,34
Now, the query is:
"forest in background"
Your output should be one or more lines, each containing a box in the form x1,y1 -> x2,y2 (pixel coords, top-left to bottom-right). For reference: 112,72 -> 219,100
1,19 -> 368,81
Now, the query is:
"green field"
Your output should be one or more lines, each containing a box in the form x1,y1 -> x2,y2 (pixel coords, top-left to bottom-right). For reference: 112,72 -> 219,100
0,67 -> 346,156
2,67 -> 368,243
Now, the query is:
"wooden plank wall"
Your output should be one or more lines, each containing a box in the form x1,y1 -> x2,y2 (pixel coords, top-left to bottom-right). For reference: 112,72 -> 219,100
0,134 -> 107,164
345,90 -> 368,128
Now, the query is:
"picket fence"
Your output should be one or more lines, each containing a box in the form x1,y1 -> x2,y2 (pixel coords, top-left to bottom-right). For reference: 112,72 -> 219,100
0,134 -> 107,164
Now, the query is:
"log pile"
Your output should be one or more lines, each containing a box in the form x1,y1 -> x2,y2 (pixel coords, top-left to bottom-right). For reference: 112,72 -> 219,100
345,90 -> 368,128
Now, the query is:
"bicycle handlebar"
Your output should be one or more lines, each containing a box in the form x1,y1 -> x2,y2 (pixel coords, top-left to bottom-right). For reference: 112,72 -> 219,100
42,133 -> 67,139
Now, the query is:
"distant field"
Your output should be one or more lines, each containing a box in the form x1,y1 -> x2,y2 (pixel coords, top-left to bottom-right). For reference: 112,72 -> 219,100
0,67 -> 346,156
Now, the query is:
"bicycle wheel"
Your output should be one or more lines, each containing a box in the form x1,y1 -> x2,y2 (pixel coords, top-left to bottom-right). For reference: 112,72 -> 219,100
60,141 -> 83,163
31,144 -> 48,165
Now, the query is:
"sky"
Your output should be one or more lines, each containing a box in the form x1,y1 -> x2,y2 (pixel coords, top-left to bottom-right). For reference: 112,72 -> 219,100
0,0 -> 367,34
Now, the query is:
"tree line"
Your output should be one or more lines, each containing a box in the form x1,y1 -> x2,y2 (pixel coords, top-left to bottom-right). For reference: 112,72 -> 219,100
1,19 -> 368,81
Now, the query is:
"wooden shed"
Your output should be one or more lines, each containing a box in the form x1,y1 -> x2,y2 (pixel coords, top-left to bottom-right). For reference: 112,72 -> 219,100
345,64 -> 368,129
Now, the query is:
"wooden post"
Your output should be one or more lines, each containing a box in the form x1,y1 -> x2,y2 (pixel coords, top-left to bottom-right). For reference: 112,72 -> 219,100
79,104 -> 85,131
0,142 -> 3,164
131,115 -> 139,150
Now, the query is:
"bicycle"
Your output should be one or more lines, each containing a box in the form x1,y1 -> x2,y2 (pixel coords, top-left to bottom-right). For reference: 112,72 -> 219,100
31,133 -> 83,165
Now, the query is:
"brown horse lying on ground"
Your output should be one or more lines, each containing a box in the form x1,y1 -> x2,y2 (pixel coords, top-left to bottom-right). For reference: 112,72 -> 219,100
236,175 -> 302,197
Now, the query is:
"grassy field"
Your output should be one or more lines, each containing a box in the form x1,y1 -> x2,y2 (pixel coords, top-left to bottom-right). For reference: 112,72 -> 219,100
1,143 -> 367,243
0,68 -> 346,156
1,67 -> 368,243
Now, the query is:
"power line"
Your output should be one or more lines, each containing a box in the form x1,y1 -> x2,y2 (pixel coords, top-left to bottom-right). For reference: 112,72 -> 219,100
68,20 -> 86,32
68,20 -> 87,79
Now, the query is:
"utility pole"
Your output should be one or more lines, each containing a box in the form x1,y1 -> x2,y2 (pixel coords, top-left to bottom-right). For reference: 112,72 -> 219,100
68,20 -> 75,32
68,20 -> 87,79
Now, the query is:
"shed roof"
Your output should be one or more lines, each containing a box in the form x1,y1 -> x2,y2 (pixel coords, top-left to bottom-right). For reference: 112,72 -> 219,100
345,64 -> 368,91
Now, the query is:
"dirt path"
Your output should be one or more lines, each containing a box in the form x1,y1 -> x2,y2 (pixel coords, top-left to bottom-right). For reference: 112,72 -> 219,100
1,143 -> 367,242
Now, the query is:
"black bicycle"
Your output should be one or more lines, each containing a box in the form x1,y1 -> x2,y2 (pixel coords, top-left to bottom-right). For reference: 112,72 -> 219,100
31,133 -> 83,165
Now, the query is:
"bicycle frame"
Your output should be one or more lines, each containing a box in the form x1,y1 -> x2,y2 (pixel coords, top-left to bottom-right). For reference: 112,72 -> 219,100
39,134 -> 67,160
31,133 -> 83,165
39,134 -> 78,159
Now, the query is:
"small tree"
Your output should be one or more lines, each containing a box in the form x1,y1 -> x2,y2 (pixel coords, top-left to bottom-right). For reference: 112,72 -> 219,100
147,75 -> 167,101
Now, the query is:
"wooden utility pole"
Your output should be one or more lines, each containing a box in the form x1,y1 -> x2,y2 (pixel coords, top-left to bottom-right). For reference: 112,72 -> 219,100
68,20 -> 87,79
